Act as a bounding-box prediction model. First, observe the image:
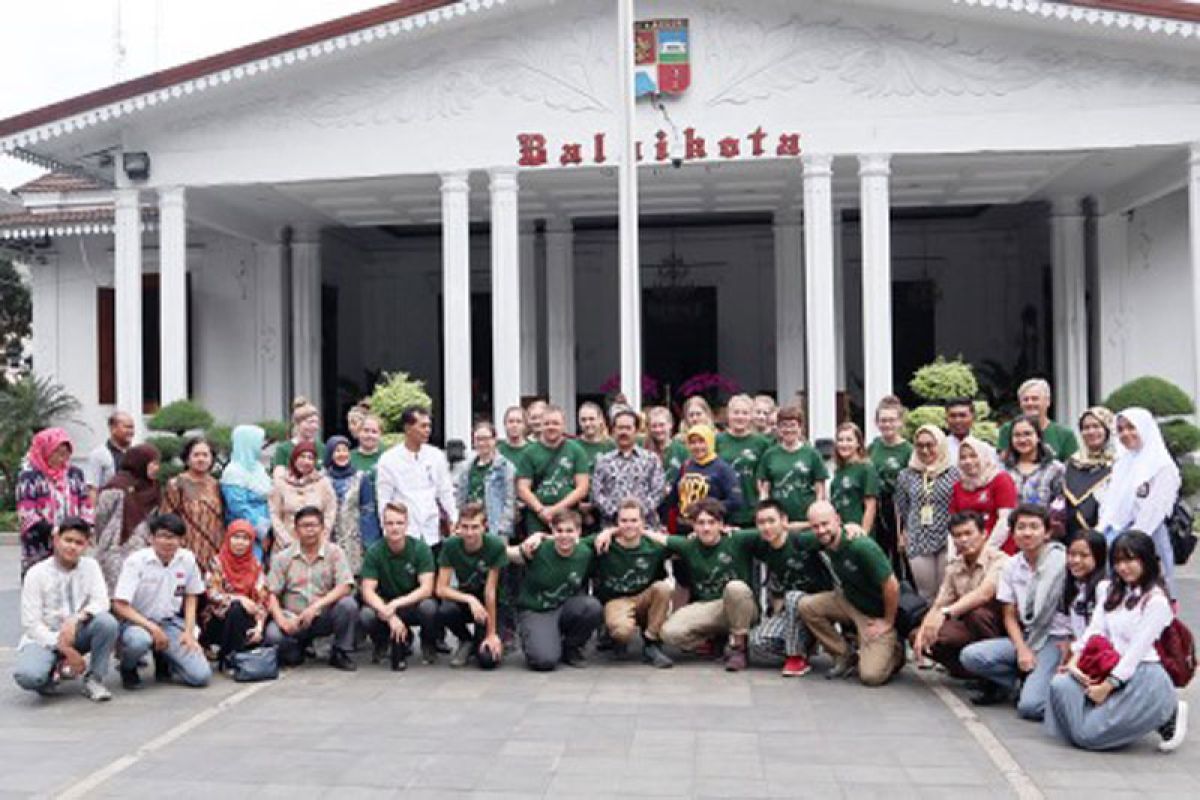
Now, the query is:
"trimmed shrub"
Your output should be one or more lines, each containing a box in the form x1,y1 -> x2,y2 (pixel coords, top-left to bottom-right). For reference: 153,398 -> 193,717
1162,420 -> 1200,459
145,434 -> 183,463
973,420 -> 1000,446
909,357 -> 978,403
1182,463 -> 1200,498
149,399 -> 214,435
369,371 -> 433,433
257,420 -> 290,444
1103,376 -> 1194,417
904,406 -> 946,439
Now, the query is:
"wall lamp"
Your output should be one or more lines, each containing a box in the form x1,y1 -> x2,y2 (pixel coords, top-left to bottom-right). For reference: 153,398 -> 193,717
122,152 -> 151,182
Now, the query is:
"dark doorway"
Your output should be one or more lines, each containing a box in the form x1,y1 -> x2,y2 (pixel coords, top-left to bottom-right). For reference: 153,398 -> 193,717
642,286 -> 718,401
435,292 -> 493,430
891,280 -> 936,406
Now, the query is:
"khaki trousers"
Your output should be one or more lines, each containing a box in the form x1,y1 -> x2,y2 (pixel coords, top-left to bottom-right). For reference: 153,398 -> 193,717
661,580 -> 758,650
797,590 -> 903,687
604,580 -> 673,644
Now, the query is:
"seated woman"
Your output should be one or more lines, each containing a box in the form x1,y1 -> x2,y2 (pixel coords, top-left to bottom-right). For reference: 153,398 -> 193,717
1061,531 -> 1107,650
950,436 -> 1018,553
221,425 -> 274,561
1062,408 -> 1114,544
202,520 -> 269,669
1045,531 -> 1187,752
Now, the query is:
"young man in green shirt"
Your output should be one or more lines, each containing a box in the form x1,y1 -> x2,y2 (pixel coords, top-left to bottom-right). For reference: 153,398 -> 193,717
654,498 -> 760,671
756,405 -> 828,527
360,502 -> 439,671
434,503 -> 507,669
716,394 -> 773,528
516,406 -> 590,533
746,499 -> 834,678
996,378 -> 1079,460
797,501 -> 904,686
590,500 -> 673,668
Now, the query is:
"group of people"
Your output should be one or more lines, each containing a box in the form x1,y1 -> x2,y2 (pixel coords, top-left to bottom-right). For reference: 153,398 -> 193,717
11,379 -> 1192,754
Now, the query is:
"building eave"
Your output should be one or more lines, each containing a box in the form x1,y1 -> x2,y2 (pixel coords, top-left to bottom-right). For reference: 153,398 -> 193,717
951,0 -> 1200,38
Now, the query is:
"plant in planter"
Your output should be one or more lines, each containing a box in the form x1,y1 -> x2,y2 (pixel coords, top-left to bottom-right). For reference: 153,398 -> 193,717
903,357 -> 998,444
146,399 -> 223,483
0,373 -> 82,510
368,371 -> 433,433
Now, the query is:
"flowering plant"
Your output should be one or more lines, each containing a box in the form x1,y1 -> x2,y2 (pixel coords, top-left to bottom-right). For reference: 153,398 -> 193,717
677,372 -> 741,402
599,373 -> 661,400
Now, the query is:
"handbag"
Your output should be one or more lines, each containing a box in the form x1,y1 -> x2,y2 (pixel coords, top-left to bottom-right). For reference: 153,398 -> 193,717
229,646 -> 280,682
1166,496 -> 1196,565
1076,635 -> 1120,682
895,580 -> 930,639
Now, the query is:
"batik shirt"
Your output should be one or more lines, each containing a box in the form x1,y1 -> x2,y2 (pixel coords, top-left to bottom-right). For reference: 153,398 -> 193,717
591,446 -> 667,527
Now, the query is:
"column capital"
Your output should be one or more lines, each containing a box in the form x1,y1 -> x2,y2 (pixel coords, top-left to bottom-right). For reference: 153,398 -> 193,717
114,186 -> 141,209
858,153 -> 891,177
1190,142 -> 1200,167
440,171 -> 470,193
773,208 -> 802,227
1050,196 -> 1085,218
801,153 -> 833,177
291,223 -> 322,246
488,166 -> 519,191
545,216 -> 574,235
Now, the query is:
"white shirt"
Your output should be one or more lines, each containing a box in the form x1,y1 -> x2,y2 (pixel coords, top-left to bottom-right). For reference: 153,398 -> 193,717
375,443 -> 458,546
19,556 -> 110,649
996,552 -> 1071,638
113,547 -> 204,622
1072,580 -> 1172,682
84,442 -> 121,489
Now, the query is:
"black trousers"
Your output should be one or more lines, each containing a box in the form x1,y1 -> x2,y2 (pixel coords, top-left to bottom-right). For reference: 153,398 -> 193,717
202,602 -> 256,663
436,599 -> 500,670
359,599 -> 440,655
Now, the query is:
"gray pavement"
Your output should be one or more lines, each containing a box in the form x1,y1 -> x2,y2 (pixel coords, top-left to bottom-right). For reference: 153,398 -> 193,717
1,544 -> 1197,800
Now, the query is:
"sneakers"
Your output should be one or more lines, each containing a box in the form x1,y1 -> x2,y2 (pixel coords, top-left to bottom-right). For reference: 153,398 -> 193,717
81,674 -> 113,702
120,668 -> 143,691
724,647 -> 748,672
1159,700 -> 1189,753
969,681 -> 1010,707
781,655 -> 812,677
370,640 -> 388,664
450,641 -> 474,668
825,652 -> 858,680
642,641 -> 674,669
561,647 -> 588,668
328,648 -> 358,672
421,642 -> 439,666
390,641 -> 408,672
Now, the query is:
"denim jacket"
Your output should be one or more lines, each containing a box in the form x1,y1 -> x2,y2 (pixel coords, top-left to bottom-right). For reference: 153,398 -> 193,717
454,454 -> 517,540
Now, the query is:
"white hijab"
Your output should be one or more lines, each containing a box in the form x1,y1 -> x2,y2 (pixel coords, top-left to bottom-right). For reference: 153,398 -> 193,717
1097,407 -> 1180,532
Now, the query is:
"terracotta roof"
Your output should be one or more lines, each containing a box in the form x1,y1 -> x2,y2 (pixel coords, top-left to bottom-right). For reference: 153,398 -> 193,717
1067,0 -> 1200,19
0,207 -> 158,238
12,172 -> 106,194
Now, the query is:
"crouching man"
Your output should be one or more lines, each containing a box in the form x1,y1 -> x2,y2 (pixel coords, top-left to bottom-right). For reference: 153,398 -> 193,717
14,517 -> 117,701
435,503 -> 506,669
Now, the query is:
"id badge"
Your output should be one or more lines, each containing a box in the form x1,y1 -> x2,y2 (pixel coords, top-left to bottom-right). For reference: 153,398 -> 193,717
920,505 -> 934,526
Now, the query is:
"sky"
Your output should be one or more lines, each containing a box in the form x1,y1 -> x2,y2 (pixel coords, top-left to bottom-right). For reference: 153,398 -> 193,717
0,0 -> 382,191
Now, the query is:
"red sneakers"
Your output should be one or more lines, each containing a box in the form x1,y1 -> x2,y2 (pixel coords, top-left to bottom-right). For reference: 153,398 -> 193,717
781,655 -> 812,677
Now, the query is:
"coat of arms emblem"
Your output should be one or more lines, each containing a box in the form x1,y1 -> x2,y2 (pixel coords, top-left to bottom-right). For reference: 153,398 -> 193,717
634,18 -> 690,97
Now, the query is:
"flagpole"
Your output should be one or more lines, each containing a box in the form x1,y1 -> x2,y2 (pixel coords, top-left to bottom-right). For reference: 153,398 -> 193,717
617,0 -> 642,410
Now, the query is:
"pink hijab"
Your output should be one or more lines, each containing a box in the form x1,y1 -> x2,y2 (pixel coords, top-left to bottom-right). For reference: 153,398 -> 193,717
28,428 -> 73,485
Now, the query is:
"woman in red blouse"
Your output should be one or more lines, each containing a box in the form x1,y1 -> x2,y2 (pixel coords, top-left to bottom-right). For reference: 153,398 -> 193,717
949,436 -> 1018,554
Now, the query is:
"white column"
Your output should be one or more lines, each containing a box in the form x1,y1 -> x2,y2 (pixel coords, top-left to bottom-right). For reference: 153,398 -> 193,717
617,0 -> 642,409
291,230 -> 322,408
490,167 -> 522,420
255,241 -> 286,419
859,154 -> 894,437
158,186 -> 188,405
545,218 -> 576,412
114,187 -> 143,425
441,171 -> 472,446
803,154 -> 837,444
832,210 -> 846,393
519,222 -> 539,396
773,210 -> 805,406
1190,144 -> 1200,400
1051,197 -> 1088,428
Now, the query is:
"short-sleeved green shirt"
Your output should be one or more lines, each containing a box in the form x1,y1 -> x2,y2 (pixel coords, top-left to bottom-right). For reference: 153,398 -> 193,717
591,536 -> 669,602
350,448 -> 381,475
577,439 -> 617,474
831,461 -> 881,526
662,439 -> 690,489
868,438 -> 912,496
997,420 -> 1079,461
361,536 -> 435,601
438,533 -> 508,595
517,538 -> 595,612
716,432 -> 772,525
665,530 -> 758,602
824,533 -> 894,619
272,440 -> 327,470
497,440 -> 528,466
750,529 -> 833,594
517,439 -> 589,532
756,444 -> 829,522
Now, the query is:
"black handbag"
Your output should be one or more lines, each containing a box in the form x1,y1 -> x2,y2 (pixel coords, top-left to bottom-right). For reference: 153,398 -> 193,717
229,646 -> 280,682
895,580 -> 930,639
1167,496 -> 1197,565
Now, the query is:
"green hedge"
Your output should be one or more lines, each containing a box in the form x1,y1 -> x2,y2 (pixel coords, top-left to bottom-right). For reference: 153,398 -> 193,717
145,434 -> 184,463
909,357 -> 978,403
149,399 -> 215,434
1183,463 -> 1200,497
1103,376 -> 1194,417
1162,420 -> 1200,459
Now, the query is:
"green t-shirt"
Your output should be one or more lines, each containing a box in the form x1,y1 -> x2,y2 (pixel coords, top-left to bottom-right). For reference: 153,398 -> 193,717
716,431 -> 772,525
662,439 -> 690,489
497,440 -> 528,466
361,536 -> 435,601
438,534 -> 508,595
577,439 -> 617,474
517,439 -> 589,532
755,444 -> 829,522
824,533 -> 894,619
591,536 -> 669,602
831,461 -> 881,526
350,448 -> 381,475
517,538 -> 595,612
272,440 -> 328,470
465,460 -> 489,505
868,438 -> 912,496
997,420 -> 1079,461
665,530 -> 758,603
750,529 -> 833,594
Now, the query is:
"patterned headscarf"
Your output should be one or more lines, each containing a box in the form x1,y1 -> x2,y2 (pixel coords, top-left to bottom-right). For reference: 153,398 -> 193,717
27,428 -> 73,486
908,424 -> 952,477
1070,406 -> 1116,469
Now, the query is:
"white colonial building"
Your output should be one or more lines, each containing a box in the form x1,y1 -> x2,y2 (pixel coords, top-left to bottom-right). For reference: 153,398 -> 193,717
2,0 -> 1200,450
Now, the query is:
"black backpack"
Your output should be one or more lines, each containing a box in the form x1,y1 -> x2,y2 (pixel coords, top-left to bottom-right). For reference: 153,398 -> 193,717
1166,494 -> 1196,565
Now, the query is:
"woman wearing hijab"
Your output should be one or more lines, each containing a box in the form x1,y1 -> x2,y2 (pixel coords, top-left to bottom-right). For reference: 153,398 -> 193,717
202,519 -> 269,668
894,425 -> 961,600
950,436 -> 1019,553
1096,407 -> 1182,598
268,441 -> 336,554
93,444 -> 162,590
325,435 -> 370,574
220,425 -> 273,561
162,436 -> 225,571
1062,407 -> 1115,544
16,428 -> 92,578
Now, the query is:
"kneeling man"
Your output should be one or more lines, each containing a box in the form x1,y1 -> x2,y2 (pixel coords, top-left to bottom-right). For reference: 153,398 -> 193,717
435,503 -> 506,669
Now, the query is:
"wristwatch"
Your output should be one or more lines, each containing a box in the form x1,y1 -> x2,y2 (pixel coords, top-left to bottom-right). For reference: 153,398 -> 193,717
940,607 -> 954,621
1105,675 -> 1125,691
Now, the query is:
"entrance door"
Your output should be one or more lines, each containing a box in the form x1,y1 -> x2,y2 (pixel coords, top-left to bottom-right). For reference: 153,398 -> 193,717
642,286 -> 718,402
891,280 -> 936,405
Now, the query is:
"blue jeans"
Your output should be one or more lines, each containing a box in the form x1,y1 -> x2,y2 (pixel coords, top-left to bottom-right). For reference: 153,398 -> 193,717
960,635 -> 1067,720
13,612 -> 119,691
120,617 -> 212,687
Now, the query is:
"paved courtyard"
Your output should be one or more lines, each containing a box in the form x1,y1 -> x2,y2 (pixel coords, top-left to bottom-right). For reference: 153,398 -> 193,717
0,543 -> 1196,800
